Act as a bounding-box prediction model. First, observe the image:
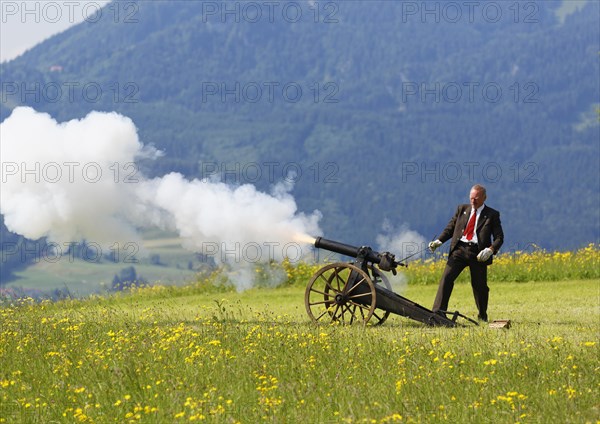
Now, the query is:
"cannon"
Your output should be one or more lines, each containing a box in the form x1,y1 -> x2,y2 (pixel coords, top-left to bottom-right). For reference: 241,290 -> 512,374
304,237 -> 478,327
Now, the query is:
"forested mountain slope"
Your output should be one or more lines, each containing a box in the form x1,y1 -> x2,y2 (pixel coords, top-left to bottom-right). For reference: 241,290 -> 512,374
1,0 -> 598,273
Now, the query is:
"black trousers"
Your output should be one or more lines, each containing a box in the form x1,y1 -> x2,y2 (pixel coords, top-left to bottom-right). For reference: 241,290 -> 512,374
433,242 -> 489,319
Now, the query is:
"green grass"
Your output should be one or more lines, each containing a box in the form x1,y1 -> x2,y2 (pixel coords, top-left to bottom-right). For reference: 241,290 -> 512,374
1,279 -> 598,423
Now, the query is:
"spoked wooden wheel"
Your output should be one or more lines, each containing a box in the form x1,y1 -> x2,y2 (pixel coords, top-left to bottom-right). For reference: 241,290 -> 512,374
305,263 -> 376,325
369,266 -> 392,326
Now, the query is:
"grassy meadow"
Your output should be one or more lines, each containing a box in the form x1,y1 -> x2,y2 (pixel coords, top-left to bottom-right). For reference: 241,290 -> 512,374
0,247 -> 599,423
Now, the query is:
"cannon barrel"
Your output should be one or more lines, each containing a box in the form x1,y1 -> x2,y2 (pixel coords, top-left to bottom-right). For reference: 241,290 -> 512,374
314,236 -> 403,269
314,237 -> 368,259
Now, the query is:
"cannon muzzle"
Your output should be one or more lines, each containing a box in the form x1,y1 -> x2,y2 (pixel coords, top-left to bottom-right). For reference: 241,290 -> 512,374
314,237 -> 406,272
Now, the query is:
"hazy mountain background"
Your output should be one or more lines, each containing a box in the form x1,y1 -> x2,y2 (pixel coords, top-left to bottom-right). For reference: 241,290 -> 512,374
1,0 -> 599,288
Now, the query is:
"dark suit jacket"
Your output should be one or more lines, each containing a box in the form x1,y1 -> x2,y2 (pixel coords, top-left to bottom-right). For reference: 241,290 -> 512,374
438,204 -> 504,264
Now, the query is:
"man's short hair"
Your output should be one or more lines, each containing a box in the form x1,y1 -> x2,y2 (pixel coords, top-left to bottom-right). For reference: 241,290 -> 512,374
471,184 -> 487,197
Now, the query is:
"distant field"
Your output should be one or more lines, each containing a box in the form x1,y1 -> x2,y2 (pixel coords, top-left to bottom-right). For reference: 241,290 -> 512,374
1,279 -> 598,423
9,259 -> 197,295
4,232 -> 201,296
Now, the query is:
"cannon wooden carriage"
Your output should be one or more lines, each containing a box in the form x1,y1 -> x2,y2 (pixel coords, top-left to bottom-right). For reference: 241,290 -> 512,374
305,237 -> 478,327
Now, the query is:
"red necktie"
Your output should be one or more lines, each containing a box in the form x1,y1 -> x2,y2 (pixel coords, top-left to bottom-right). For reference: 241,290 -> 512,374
464,210 -> 477,240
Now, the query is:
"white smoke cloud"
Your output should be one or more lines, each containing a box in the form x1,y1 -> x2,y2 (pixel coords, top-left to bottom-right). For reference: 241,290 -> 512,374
376,220 -> 427,262
0,107 -> 148,245
376,220 -> 428,293
0,107 -> 322,288
146,173 -> 321,259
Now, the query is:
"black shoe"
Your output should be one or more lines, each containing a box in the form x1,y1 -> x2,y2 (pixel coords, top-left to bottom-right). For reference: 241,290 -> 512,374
478,314 -> 488,322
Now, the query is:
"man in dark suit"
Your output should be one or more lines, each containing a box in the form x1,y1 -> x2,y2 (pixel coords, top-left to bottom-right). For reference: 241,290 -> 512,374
428,184 -> 504,322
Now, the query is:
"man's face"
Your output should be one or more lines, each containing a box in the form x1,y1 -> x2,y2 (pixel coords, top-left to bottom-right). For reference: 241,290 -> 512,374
470,189 -> 486,210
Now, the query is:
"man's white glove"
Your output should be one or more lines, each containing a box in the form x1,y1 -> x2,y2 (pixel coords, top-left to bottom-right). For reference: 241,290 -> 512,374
477,247 -> 493,262
428,240 -> 443,253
